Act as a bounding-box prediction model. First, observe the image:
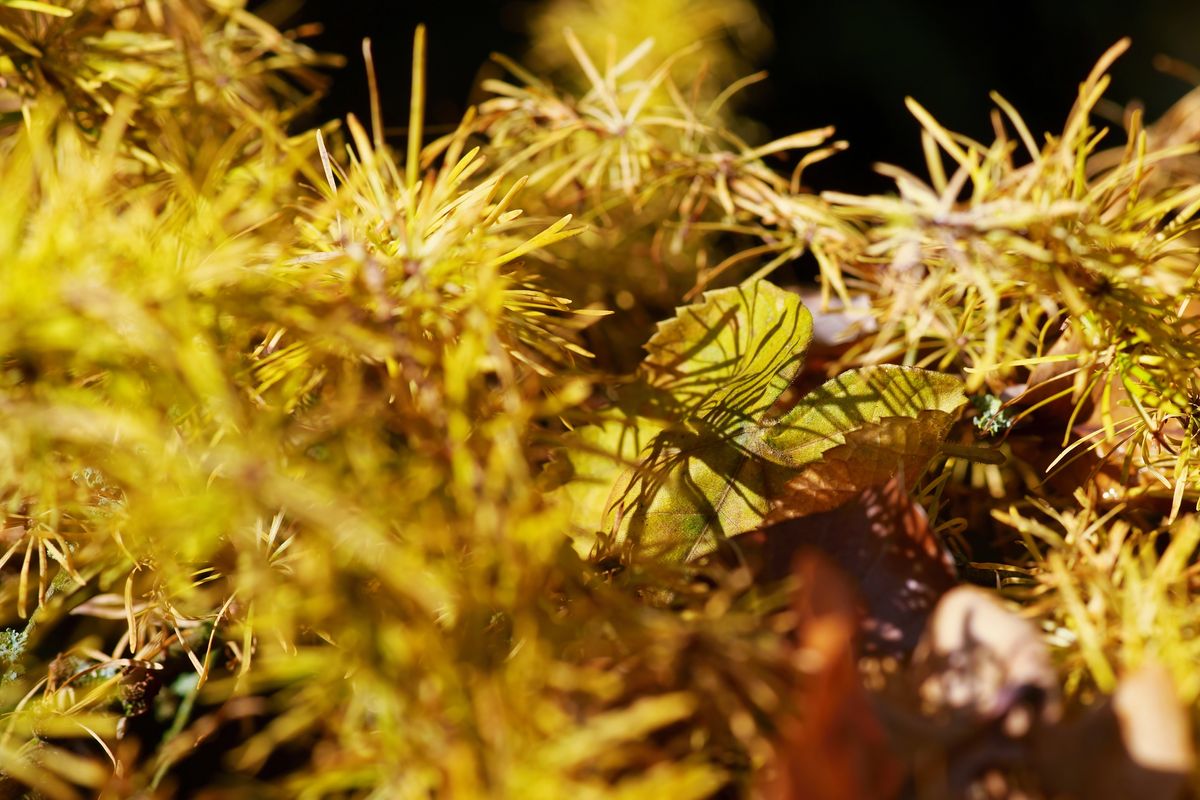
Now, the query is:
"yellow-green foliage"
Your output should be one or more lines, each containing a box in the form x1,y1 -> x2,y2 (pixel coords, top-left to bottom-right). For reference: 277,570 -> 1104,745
0,0 -> 338,175
4,0 -> 1200,796
818,37 -> 1200,718
525,0 -> 771,87
0,4 -> 872,797
998,496 -> 1200,704
473,32 -> 855,368
824,40 -> 1200,515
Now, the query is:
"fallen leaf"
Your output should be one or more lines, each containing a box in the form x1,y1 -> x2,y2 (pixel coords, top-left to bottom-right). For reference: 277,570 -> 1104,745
757,552 -> 905,800
751,477 -> 957,659
642,280 -> 813,428
1035,661 -> 1194,800
548,407 -> 665,553
603,430 -> 783,561
550,280 -> 813,558
758,366 -> 967,468
551,284 -> 966,562
618,365 -> 964,561
763,410 -> 956,523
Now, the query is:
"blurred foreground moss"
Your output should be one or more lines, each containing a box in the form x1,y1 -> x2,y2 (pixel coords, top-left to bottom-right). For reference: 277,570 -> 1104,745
0,3 -> 824,796
3,1 -> 1200,798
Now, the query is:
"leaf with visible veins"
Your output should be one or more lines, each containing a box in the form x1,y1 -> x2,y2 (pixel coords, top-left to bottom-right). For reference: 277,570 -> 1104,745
550,282 -> 967,562
640,280 -> 814,430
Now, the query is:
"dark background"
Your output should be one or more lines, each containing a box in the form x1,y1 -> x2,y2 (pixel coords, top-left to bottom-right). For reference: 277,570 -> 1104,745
294,0 -> 1200,194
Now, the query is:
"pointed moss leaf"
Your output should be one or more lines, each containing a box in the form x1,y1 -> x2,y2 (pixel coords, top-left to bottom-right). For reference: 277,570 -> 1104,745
642,281 -> 813,429
756,365 -> 966,468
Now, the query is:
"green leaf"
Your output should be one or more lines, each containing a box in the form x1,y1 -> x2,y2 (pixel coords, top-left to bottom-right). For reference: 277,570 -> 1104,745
762,409 -> 960,523
604,429 -> 778,561
552,280 -> 811,553
551,407 -> 665,550
641,281 -> 813,429
755,365 -> 967,522
552,284 -> 967,563
611,367 -> 964,561
755,365 -> 967,467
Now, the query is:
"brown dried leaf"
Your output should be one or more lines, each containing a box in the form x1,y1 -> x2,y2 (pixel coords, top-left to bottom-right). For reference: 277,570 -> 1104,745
764,410 -> 955,524
1037,661 -> 1194,800
751,477 -> 957,658
757,552 -> 904,800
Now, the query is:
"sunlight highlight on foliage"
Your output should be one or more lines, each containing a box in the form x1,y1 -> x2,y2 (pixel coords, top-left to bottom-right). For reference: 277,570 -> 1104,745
5,0 -> 1200,796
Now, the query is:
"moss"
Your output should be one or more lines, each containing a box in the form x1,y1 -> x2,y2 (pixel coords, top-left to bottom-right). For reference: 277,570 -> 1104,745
0,1 -> 1198,797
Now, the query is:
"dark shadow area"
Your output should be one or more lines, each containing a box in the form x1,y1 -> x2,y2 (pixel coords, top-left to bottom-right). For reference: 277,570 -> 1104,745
297,0 -> 1200,194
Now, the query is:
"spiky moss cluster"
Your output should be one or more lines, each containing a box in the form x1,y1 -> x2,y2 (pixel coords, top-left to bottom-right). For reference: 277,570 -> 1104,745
468,32 -> 857,370
478,20 -> 1200,740
6,0 -> 1200,795
813,39 -> 1200,710
0,0 -> 340,172
0,5 -> 813,797
995,497 -> 1200,705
